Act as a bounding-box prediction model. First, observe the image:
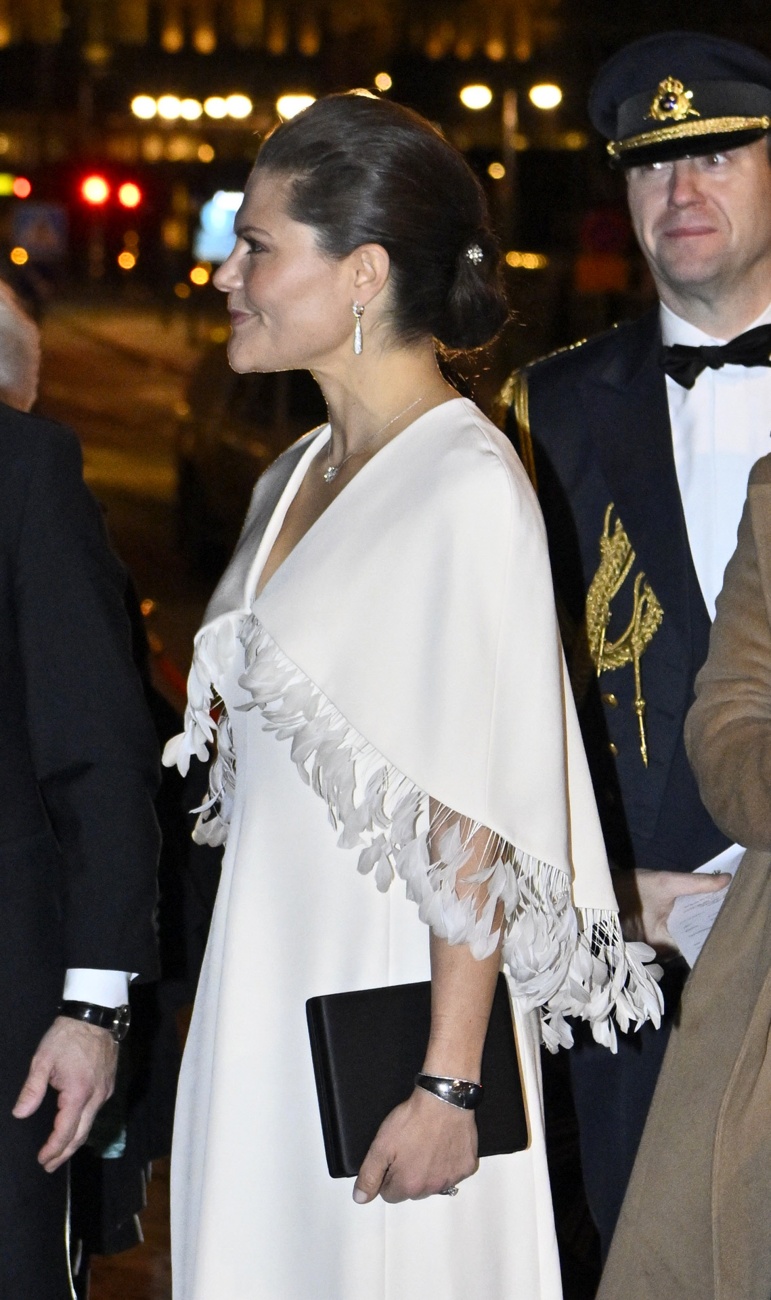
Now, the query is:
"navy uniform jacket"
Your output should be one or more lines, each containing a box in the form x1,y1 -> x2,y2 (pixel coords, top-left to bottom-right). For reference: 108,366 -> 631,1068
501,305 -> 735,1255
503,305 -> 729,875
0,405 -> 160,1296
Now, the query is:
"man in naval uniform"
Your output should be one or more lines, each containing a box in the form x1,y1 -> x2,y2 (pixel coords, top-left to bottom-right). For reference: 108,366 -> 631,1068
502,30 -> 771,1255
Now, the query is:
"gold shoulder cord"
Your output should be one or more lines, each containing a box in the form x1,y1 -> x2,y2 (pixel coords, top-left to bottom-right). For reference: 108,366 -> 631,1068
500,369 -> 538,492
503,368 -> 590,694
500,363 -> 663,765
585,505 -> 663,766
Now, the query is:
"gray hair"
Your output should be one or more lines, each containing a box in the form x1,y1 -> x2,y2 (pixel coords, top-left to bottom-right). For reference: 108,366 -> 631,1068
0,281 -> 40,411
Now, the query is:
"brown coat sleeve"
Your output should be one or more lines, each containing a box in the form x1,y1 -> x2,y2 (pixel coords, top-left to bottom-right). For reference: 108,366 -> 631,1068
597,453 -> 771,1300
685,451 -> 771,849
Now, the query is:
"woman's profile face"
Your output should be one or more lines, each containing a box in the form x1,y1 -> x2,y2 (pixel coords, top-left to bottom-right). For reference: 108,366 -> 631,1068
213,169 -> 355,374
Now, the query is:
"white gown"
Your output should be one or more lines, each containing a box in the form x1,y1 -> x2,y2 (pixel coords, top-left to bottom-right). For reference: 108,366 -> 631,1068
170,419 -> 564,1300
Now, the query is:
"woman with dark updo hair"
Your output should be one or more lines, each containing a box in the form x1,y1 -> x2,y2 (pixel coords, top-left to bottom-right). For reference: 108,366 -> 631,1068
164,92 -> 660,1299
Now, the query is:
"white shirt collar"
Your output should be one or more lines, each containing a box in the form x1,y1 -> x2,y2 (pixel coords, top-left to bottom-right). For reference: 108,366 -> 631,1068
660,298 -> 771,348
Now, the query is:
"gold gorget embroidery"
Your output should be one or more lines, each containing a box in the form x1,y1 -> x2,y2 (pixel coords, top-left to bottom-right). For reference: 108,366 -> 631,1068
585,504 -> 663,767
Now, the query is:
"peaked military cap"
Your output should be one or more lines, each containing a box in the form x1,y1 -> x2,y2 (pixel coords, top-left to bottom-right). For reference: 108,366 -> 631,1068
589,31 -> 771,166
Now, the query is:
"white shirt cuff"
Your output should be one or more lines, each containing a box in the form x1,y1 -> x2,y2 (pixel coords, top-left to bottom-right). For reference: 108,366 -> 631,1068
63,969 -> 131,1007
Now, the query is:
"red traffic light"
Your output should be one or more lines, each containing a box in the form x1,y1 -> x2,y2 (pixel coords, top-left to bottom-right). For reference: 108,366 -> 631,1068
12,177 -> 31,198
81,174 -> 110,205
118,181 -> 142,209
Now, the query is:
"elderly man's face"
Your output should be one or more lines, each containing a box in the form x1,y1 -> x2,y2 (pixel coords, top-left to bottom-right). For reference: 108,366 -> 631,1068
625,138 -> 771,307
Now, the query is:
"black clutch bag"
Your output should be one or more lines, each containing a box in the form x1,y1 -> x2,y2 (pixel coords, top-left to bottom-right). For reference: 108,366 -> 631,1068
306,972 -> 528,1178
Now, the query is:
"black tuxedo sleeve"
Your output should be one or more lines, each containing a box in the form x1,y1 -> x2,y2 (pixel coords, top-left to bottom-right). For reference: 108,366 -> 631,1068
15,424 -> 160,980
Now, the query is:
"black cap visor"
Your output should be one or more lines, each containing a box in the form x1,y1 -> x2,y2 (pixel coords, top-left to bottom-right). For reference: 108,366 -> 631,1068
609,119 -> 770,167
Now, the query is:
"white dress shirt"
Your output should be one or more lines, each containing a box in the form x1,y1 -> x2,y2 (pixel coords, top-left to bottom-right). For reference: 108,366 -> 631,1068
662,299 -> 771,619
63,968 -> 130,1007
662,300 -> 771,876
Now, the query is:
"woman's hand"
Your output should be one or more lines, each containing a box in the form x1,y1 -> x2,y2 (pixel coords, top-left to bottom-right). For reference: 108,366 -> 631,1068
352,1086 -> 479,1204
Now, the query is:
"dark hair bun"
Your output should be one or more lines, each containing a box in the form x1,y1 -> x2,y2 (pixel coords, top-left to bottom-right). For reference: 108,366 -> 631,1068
439,230 -> 509,350
255,93 -> 509,351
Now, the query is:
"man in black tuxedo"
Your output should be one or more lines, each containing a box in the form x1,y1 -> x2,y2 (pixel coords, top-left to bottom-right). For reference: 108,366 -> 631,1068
503,31 -> 771,1255
0,400 -> 160,1296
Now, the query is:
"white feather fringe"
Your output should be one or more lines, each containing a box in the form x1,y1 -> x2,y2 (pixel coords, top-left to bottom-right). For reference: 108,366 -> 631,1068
164,614 -> 663,1052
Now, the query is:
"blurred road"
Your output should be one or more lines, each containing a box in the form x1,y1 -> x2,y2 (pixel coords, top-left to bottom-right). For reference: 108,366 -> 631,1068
37,297 -> 221,694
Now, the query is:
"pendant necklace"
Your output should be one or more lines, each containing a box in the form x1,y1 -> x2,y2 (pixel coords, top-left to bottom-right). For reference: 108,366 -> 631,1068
322,395 -> 427,485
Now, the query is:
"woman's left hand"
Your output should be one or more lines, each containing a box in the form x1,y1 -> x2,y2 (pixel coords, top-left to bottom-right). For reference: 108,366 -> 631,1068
352,1086 -> 479,1204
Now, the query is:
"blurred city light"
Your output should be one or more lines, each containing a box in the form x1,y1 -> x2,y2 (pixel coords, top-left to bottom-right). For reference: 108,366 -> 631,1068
174,282 -> 192,299
505,250 -> 549,269
460,84 -> 493,110
487,162 -> 506,180
225,94 -> 252,119
203,96 -> 227,119
0,173 -> 14,195
194,190 -> 242,263
195,27 -> 217,54
131,95 -> 157,120
561,130 -> 588,150
529,84 -> 563,110
12,176 -> 31,197
118,251 -> 137,270
485,39 -> 507,61
190,265 -> 210,285
276,94 -> 316,120
81,174 -> 110,204
198,144 -> 215,162
10,246 -> 28,265
180,98 -> 204,121
157,95 -> 182,120
118,182 -> 142,208
374,72 -> 392,92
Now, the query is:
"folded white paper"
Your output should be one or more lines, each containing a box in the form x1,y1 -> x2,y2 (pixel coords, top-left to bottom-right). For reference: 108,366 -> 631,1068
667,844 -> 745,968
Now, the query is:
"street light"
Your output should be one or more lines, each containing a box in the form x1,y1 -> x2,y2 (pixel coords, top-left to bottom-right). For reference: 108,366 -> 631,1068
460,84 -> 493,111
225,94 -> 253,119
204,96 -> 227,119
157,95 -> 182,121
131,95 -> 157,120
180,98 -> 203,121
529,84 -> 563,110
81,175 -> 110,205
276,94 -> 316,120
118,182 -> 142,209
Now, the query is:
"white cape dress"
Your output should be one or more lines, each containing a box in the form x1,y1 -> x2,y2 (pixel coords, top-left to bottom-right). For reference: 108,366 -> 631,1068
166,398 -> 661,1300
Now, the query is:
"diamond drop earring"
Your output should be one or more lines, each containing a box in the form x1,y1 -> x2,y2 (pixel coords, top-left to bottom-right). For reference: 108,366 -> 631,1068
352,302 -> 364,355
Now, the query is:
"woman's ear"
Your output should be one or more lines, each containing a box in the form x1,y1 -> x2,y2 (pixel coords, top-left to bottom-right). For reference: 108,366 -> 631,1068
351,244 -> 390,306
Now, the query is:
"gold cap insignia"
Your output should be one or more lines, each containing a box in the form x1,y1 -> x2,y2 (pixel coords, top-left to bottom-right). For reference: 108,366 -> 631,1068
647,76 -> 700,123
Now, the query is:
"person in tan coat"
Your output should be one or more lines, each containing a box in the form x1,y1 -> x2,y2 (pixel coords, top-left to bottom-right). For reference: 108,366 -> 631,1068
597,450 -> 771,1300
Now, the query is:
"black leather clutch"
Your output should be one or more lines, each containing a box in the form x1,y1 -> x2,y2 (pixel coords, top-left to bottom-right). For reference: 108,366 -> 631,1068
306,972 -> 528,1178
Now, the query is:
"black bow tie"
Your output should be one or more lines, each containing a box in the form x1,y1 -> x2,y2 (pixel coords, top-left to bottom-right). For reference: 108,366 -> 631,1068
661,323 -> 771,389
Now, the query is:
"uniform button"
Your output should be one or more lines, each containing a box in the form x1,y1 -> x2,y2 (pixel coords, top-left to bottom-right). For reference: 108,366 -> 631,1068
608,742 -> 619,757
602,693 -> 618,707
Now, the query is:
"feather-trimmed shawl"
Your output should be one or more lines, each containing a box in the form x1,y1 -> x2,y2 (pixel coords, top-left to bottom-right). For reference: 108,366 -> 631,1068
164,398 -> 662,1050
